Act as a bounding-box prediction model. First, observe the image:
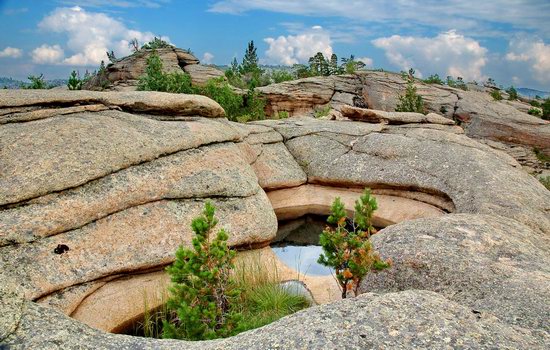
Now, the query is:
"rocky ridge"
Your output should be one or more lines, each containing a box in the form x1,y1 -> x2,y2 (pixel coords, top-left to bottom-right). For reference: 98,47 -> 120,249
1,90 -> 549,349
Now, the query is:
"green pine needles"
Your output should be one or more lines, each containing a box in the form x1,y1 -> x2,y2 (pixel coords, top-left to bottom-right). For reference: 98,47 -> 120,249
163,202 -> 240,340
395,77 -> 426,114
137,50 -> 193,94
318,189 -> 392,299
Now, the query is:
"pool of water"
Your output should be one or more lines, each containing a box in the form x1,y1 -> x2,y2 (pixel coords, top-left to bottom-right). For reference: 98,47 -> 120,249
270,215 -> 333,276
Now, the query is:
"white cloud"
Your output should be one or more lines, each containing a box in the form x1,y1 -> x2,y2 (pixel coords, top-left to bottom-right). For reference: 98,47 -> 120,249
209,1 -> 550,36
356,57 -> 373,67
202,52 -> 214,64
0,47 -> 23,58
58,0 -> 169,8
264,26 -> 332,65
372,30 -> 487,81
506,38 -> 550,85
31,44 -> 65,64
36,6 -> 166,66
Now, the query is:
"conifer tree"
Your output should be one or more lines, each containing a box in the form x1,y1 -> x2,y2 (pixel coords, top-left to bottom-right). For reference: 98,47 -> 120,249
395,77 -> 426,113
163,202 -> 240,340
318,189 -> 391,298
67,70 -> 82,90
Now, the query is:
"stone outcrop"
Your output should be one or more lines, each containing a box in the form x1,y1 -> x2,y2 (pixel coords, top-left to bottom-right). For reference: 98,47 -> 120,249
1,90 -> 549,349
83,47 -> 224,91
257,71 -> 550,172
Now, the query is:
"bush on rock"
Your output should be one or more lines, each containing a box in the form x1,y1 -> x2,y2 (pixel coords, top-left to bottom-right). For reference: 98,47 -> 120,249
318,189 -> 392,299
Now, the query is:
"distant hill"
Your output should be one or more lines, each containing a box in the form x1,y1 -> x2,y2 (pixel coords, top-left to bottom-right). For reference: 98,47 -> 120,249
517,88 -> 549,99
0,77 -> 67,89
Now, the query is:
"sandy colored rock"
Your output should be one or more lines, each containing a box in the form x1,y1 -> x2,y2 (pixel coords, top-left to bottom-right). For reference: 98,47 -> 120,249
361,214 -> 550,332
341,105 -> 454,125
183,64 -> 225,86
1,143 -> 259,245
268,184 -> 445,226
0,191 -> 277,300
0,109 -> 237,206
252,142 -> 307,190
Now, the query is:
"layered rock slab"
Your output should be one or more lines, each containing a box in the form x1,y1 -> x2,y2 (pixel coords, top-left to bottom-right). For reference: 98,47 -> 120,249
2,290 -> 546,349
361,214 -> 550,333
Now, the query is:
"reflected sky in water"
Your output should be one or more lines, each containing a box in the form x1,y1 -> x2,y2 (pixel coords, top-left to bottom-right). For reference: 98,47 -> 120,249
271,245 -> 333,276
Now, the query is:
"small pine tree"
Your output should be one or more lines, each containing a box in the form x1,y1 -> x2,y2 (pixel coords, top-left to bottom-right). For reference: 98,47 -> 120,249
424,74 -> 444,85
506,86 -> 518,100
67,70 -> 83,90
163,202 -> 240,340
490,89 -> 503,101
26,74 -> 47,89
318,189 -> 391,299
137,50 -> 193,93
241,41 -> 259,75
395,77 -> 426,113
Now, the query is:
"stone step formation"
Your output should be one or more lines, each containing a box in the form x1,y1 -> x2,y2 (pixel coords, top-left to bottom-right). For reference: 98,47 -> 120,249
0,86 -> 549,349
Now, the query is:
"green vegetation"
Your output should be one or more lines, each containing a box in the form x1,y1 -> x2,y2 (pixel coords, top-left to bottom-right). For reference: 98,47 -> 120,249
529,100 -> 541,107
395,77 -> 426,113
275,111 -> 289,119
534,148 -> 550,164
423,74 -> 444,85
141,37 -> 173,50
318,188 -> 391,299
528,108 -> 542,117
446,76 -> 468,90
154,202 -> 310,340
539,176 -> 550,191
541,98 -> 550,120
506,86 -> 518,101
292,53 -> 366,78
67,70 -> 84,90
314,105 -> 331,118
271,70 -> 294,83
137,50 -> 194,93
163,201 -> 240,340
138,50 -> 265,122
25,74 -> 48,89
490,89 -> 503,101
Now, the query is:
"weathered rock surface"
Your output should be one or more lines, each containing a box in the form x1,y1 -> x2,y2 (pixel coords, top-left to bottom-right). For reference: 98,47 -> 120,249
341,105 -> 453,125
258,71 -> 550,170
83,47 -> 224,91
1,89 -> 549,348
183,64 -> 225,85
361,214 -> 550,333
257,75 -> 363,116
2,290 -> 547,349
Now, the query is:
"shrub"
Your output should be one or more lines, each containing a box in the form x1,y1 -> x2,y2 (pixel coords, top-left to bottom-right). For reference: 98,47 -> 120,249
541,98 -> 550,120
137,50 -> 193,93
490,89 -> 503,101
539,176 -> 550,191
26,74 -> 48,89
530,100 -> 541,107
198,77 -> 243,121
163,202 -> 241,340
396,77 -> 426,113
446,76 -> 468,90
424,74 -> 444,85
141,37 -> 173,50
506,86 -> 518,100
67,70 -> 83,90
272,70 -> 294,83
318,188 -> 391,299
314,105 -> 331,118
275,111 -> 289,119
528,108 -> 542,117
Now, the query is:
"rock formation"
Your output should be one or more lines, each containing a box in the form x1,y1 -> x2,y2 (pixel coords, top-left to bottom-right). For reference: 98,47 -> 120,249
257,71 -> 550,176
83,47 -> 224,91
1,90 -> 549,349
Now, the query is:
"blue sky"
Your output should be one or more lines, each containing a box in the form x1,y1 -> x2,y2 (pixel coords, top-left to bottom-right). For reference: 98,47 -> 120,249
0,0 -> 549,90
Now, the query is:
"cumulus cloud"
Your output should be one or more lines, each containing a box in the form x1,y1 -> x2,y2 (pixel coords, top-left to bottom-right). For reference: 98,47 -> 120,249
506,38 -> 550,85
0,47 -> 23,58
36,6 -> 166,66
356,57 -> 373,67
202,52 -> 214,64
264,26 -> 332,65
372,30 -> 487,81
31,44 -> 65,64
209,1 -> 550,36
